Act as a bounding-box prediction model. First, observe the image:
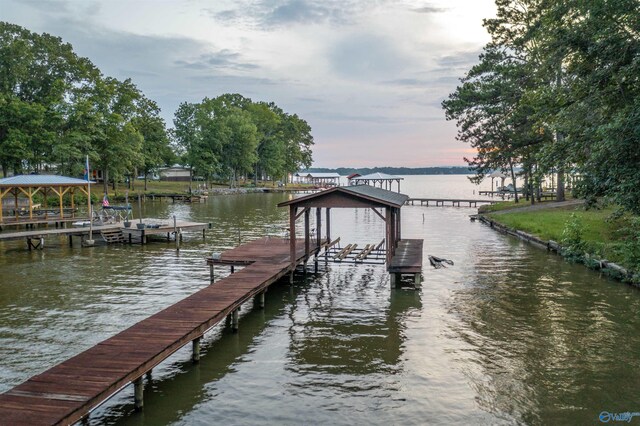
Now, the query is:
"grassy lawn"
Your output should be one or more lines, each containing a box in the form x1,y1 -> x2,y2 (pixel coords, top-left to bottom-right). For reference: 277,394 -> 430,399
487,206 -> 618,243
486,205 -> 637,269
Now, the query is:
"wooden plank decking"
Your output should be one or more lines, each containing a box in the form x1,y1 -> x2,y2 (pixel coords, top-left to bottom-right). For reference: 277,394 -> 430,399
0,224 -> 121,242
388,239 -> 424,274
0,237 -> 307,425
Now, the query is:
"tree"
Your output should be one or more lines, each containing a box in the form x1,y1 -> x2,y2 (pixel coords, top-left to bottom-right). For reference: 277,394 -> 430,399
279,111 -> 313,183
131,97 -> 170,190
0,21 -> 95,175
87,76 -> 144,194
247,102 -> 283,184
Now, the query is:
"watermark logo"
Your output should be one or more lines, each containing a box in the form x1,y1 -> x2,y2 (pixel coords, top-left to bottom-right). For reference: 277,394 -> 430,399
599,411 -> 640,423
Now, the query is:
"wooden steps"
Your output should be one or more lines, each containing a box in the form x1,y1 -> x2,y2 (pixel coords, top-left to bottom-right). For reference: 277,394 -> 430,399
100,229 -> 124,243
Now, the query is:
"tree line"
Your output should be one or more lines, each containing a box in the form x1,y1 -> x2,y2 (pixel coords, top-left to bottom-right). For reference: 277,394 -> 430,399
442,1 -> 640,213
0,22 -> 313,193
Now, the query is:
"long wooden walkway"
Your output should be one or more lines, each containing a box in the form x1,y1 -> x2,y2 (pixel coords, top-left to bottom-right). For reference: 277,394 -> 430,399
406,198 -> 498,207
0,237 -> 307,426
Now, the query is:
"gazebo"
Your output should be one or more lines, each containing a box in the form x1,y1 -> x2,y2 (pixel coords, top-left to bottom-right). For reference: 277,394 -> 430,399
349,172 -> 403,192
488,170 -> 508,191
0,175 -> 92,225
294,172 -> 341,187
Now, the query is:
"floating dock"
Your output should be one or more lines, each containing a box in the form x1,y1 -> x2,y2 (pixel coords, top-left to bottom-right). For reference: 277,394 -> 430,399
0,237 -> 312,426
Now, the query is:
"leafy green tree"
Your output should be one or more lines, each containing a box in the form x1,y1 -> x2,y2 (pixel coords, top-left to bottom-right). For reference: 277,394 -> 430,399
0,21 -> 95,175
247,102 -> 283,184
279,111 -> 313,183
219,109 -> 258,187
87,76 -> 144,194
131,98 -> 170,190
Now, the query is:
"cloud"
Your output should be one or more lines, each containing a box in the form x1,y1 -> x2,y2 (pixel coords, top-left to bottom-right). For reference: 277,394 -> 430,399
175,50 -> 260,71
437,50 -> 481,68
412,5 -> 447,14
208,0 -> 373,29
328,33 -> 415,80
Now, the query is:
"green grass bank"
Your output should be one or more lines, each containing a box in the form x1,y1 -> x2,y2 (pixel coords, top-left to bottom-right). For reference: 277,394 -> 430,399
479,201 -> 640,284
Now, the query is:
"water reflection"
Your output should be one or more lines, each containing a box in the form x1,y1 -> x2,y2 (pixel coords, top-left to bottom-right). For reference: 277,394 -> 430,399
450,237 -> 640,424
287,264 -> 421,388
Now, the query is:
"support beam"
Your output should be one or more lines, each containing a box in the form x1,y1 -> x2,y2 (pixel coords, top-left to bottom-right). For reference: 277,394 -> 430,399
232,308 -> 239,332
258,291 -> 265,309
304,208 -> 310,265
134,377 -> 144,411
326,208 -> 331,244
289,206 -> 296,268
192,337 -> 201,362
316,207 -> 321,251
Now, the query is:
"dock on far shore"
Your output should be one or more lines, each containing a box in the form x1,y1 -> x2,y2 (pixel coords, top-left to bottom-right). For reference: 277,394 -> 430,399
406,198 -> 499,207
0,219 -> 211,249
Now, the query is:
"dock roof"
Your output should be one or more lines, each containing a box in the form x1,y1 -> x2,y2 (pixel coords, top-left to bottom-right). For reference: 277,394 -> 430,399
295,172 -> 341,178
350,172 -> 403,181
0,175 -> 92,187
278,184 -> 408,209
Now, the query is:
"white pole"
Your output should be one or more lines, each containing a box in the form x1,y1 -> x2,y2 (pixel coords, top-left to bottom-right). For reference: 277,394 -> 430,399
86,155 -> 95,246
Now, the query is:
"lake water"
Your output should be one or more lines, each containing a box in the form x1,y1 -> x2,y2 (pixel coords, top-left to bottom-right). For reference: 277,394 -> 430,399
1,175 -> 639,425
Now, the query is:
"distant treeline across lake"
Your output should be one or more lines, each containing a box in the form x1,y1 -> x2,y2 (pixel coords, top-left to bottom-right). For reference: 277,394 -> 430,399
306,166 -> 473,175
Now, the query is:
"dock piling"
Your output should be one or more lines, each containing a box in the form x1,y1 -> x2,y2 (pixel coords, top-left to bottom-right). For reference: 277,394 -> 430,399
192,337 -> 201,362
232,308 -> 239,332
133,377 -> 144,411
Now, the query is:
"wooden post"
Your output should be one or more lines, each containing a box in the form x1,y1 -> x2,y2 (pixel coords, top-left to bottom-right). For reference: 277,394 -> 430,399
174,216 -> 179,252
397,208 -> 402,241
316,207 -> 321,251
385,207 -> 391,265
326,208 -> 331,244
258,291 -> 265,309
304,208 -> 310,268
414,273 -> 422,287
232,308 -> 239,332
289,206 -> 296,268
134,377 -> 143,411
192,337 -> 201,362
209,264 -> 214,283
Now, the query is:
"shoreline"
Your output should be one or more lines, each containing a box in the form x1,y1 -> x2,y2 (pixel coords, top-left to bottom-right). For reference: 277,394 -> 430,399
477,209 -> 639,287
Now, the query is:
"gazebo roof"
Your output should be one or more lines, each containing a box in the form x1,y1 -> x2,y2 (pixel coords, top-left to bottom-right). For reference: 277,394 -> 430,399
351,172 -> 403,181
295,172 -> 340,178
278,184 -> 408,209
0,175 -> 92,187
488,170 -> 508,178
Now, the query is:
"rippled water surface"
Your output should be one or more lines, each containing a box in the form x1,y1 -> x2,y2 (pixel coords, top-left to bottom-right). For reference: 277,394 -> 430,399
1,176 -> 639,425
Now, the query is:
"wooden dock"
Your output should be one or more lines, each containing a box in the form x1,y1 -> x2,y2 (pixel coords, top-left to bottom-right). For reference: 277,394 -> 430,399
122,220 -> 211,245
388,239 -> 423,287
406,198 -> 499,207
0,220 -> 211,249
0,237 -> 310,425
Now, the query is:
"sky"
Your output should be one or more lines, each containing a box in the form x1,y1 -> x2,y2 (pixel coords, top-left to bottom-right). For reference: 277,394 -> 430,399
2,0 -> 496,168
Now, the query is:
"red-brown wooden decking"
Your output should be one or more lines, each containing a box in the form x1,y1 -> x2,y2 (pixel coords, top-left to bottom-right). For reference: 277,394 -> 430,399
388,239 -> 423,274
0,237 -> 308,426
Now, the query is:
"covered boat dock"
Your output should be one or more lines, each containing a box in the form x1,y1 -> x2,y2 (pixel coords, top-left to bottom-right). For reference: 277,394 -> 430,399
277,184 -> 423,286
